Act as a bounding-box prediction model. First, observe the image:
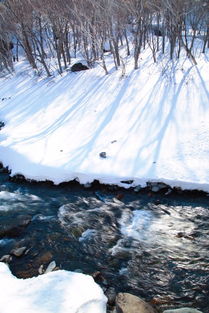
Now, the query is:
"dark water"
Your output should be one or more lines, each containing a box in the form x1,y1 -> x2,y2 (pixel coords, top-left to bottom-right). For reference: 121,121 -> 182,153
0,170 -> 209,312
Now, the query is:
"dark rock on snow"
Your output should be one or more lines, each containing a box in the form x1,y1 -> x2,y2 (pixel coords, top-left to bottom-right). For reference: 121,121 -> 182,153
120,180 -> 134,185
99,152 -> 107,158
0,121 -> 5,130
71,63 -> 89,72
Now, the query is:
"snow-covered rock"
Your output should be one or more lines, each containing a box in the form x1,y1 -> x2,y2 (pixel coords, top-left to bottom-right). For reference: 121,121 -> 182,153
0,262 -> 107,313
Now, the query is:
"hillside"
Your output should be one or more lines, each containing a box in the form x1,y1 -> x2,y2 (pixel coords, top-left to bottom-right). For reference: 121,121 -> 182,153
0,49 -> 209,191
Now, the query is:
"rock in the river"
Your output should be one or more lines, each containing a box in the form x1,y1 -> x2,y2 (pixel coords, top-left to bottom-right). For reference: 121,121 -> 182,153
38,264 -> 44,275
45,260 -> 56,274
36,251 -> 53,264
163,308 -> 203,313
116,293 -> 156,313
0,215 -> 31,238
11,246 -> 27,257
147,182 -> 169,193
105,287 -> 117,306
134,185 -> 142,192
0,255 -> 12,263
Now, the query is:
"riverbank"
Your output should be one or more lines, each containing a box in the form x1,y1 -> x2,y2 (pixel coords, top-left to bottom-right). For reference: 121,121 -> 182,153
0,50 -> 209,192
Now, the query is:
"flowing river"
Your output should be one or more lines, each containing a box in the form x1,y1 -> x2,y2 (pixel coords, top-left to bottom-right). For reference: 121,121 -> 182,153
0,169 -> 209,312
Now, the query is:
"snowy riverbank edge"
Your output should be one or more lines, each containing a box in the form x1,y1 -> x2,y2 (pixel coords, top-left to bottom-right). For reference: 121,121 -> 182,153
1,160 -> 209,195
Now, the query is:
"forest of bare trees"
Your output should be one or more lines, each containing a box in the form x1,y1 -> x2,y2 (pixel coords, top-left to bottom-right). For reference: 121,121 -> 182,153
0,0 -> 208,75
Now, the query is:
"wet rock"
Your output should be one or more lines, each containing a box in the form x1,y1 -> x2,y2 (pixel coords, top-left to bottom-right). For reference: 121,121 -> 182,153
92,271 -> 104,282
134,185 -> 142,192
115,193 -> 124,201
45,260 -> 56,274
9,174 -> 26,183
0,166 -> 10,174
176,232 -> 195,240
116,293 -> 156,313
0,215 -> 31,238
11,246 -> 27,257
38,264 -> 44,274
36,251 -> 53,264
105,287 -> 117,306
147,182 -> 169,193
84,183 -> 92,188
0,254 -> 12,263
154,199 -> 161,205
92,271 -> 108,286
152,185 -> 163,193
100,152 -> 107,158
74,269 -> 83,273
15,265 -> 38,278
112,197 -> 123,204
163,308 -> 203,313
165,189 -> 172,195
150,295 -> 173,305
95,191 -> 107,202
69,223 -> 86,239
18,215 -> 32,227
0,226 -> 23,238
175,187 -> 183,194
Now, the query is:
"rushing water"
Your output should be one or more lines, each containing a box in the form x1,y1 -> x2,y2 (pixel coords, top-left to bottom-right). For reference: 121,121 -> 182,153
0,170 -> 209,312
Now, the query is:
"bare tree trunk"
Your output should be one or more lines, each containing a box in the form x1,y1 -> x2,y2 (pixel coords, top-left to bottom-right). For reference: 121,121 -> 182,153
124,29 -> 130,56
21,26 -> 37,69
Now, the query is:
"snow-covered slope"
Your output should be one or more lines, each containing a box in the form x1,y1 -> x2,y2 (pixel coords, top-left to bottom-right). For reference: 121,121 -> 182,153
0,50 -> 208,191
0,262 -> 107,313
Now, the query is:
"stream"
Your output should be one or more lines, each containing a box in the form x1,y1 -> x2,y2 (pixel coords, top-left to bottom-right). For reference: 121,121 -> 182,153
0,169 -> 209,312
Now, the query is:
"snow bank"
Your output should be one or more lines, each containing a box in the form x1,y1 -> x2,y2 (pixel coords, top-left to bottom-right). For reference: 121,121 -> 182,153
0,262 -> 107,313
0,51 -> 209,192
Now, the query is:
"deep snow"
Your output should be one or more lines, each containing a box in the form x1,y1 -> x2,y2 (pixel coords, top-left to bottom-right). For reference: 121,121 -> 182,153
0,48 -> 209,191
0,262 -> 107,313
